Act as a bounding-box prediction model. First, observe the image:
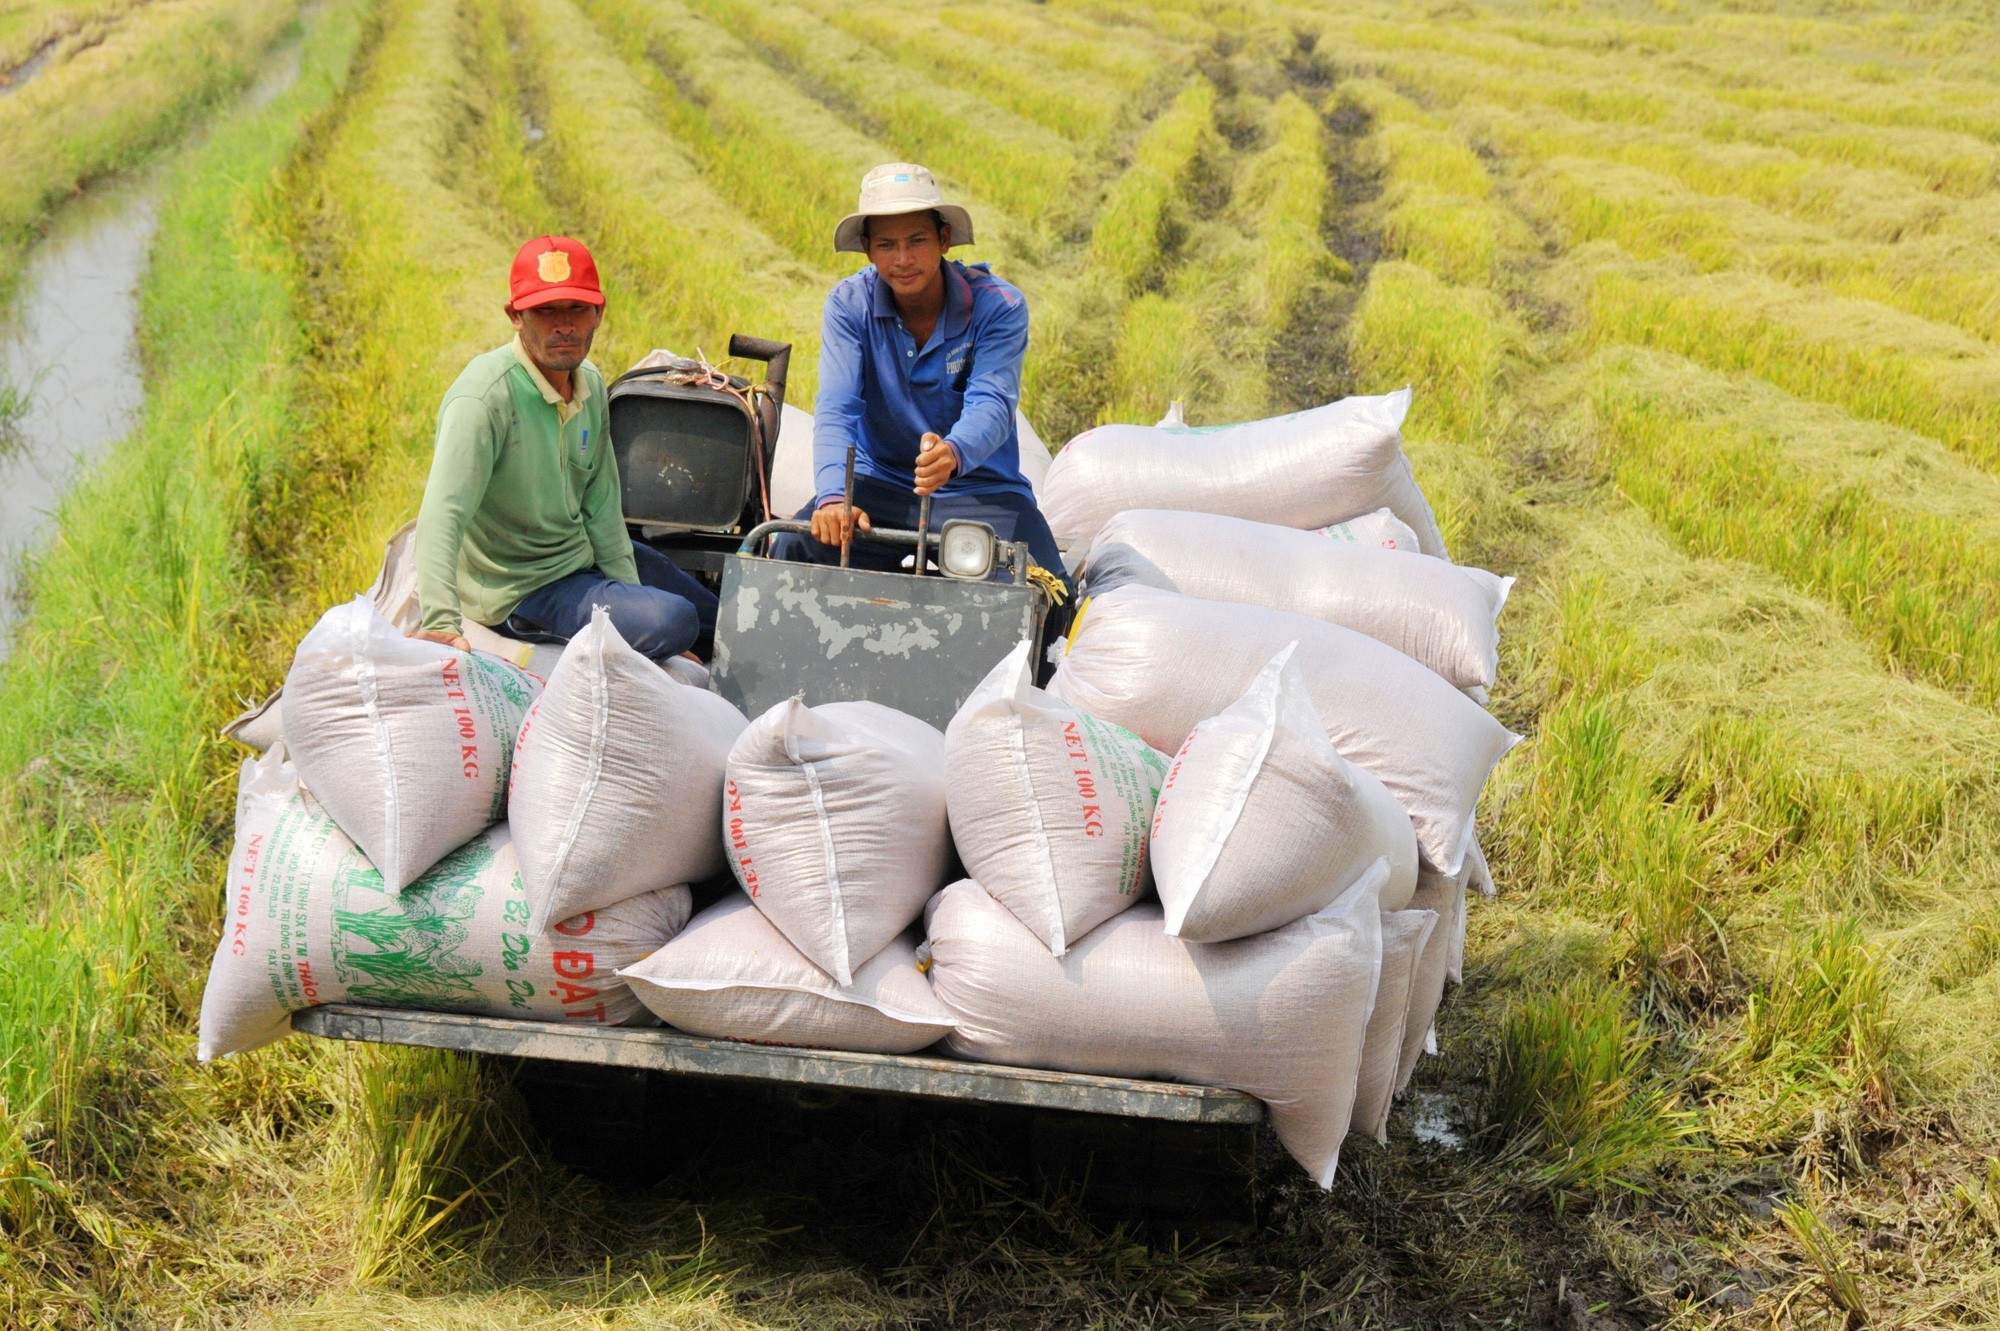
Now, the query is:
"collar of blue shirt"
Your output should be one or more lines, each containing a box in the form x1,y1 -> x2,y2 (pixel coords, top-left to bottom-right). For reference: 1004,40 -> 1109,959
867,261 -> 975,344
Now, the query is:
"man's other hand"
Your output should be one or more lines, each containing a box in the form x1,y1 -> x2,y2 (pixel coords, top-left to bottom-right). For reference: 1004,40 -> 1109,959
811,502 -> 872,547
914,433 -> 957,496
409,628 -> 470,651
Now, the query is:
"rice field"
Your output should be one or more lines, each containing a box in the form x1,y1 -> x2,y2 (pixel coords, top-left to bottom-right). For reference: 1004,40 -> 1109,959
0,0 -> 1996,1325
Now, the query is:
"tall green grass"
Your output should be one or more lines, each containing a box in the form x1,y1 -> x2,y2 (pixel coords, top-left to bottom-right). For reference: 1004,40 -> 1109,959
4,0 -> 1999,1322
0,0 -> 134,70
500,0 -> 821,398
1488,979 -> 1692,1201
1583,347 -> 2000,707
0,0 -> 370,1311
1088,77 -> 1216,298
571,0 -> 880,276
1720,921 -> 1895,1143
0,0 -> 300,298
799,0 -> 1141,146
680,0 -> 1077,233
1239,92 -> 1338,332
1338,58 -> 2000,1312
1333,17 -> 2000,197
1578,258 -> 2000,476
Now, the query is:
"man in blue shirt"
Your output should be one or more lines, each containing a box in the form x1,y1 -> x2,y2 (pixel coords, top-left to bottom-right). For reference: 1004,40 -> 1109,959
770,164 -> 1070,601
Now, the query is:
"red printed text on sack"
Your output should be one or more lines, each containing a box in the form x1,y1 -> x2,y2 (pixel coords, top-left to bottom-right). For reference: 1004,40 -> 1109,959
726,779 -> 760,895
1151,733 -> 1197,836
442,657 -> 479,778
230,832 -> 264,955
1062,721 -> 1105,837
550,951 -> 609,1020
509,696 -> 541,798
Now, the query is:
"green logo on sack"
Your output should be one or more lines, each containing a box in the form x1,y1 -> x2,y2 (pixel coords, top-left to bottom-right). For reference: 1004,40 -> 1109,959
330,836 -> 495,1008
473,653 -> 535,710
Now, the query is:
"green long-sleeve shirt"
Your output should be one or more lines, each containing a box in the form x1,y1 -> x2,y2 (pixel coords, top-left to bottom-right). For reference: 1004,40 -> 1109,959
415,339 -> 638,634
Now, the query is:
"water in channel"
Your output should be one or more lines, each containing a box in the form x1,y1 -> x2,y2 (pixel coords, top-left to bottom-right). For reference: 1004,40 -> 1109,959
0,32 -> 307,658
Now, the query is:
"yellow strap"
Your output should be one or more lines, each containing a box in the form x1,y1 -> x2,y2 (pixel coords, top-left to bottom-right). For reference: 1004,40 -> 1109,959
1064,595 -> 1092,655
1025,563 -> 1069,606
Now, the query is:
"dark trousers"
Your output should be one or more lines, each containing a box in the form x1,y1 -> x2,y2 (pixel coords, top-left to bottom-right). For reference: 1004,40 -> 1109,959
766,475 -> 1075,645
500,541 -> 718,661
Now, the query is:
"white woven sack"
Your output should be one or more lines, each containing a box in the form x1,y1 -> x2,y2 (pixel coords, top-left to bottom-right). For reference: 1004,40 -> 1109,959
1083,510 -> 1514,692
945,641 -> 1169,955
620,896 -> 953,1054
926,879 -> 1383,1188
198,747 -> 690,1060
1038,389 -> 1447,556
769,402 -> 818,518
1052,585 -> 1518,876
725,699 -> 949,986
1314,507 -> 1421,551
1014,406 -> 1053,496
1397,872 -> 1458,1094
1350,909 -> 1438,1143
510,607 -> 747,932
283,597 -> 540,889
1413,855 -> 1473,990
1467,838 -> 1495,898
223,521 -> 542,754
1150,645 -> 1418,942
363,520 -> 423,633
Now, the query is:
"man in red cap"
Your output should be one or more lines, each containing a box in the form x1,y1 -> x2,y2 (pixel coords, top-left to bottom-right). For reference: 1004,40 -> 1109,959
409,235 -> 716,661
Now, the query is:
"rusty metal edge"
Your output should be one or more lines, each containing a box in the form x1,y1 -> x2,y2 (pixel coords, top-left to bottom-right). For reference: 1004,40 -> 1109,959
293,1005 -> 1264,1125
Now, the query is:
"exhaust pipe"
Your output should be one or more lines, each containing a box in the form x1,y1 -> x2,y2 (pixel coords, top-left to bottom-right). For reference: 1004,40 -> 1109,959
728,333 -> 792,448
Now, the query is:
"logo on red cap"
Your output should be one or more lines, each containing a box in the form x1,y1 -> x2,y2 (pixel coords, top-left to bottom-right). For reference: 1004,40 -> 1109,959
510,236 -> 602,310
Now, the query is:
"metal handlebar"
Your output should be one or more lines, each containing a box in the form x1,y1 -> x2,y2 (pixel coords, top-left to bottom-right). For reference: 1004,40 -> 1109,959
737,519 -> 935,554
735,519 -> 1032,585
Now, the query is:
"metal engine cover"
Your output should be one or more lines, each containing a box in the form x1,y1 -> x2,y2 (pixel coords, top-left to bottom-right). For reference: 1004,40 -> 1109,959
609,383 -> 757,530
710,555 -> 1047,730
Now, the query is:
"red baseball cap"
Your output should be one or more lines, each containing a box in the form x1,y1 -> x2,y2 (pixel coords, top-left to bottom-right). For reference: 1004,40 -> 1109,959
509,235 -> 603,310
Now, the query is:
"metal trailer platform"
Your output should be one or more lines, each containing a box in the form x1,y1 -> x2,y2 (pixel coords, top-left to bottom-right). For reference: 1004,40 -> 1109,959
293,1005 -> 1264,1125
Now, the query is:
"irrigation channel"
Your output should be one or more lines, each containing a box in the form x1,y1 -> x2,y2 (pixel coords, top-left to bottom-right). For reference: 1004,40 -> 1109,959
0,30 -> 306,657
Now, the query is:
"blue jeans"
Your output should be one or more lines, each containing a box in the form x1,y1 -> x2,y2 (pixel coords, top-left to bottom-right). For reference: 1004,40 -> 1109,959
766,475 -> 1075,646
499,541 -> 718,661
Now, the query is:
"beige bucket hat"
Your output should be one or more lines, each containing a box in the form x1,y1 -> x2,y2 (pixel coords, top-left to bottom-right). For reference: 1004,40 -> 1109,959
833,163 -> 975,255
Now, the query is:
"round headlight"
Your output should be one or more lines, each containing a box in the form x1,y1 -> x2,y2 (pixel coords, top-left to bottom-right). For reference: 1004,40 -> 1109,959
939,521 -> 996,580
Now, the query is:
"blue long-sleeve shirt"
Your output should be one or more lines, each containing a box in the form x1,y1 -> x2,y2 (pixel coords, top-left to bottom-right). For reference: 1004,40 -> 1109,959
812,261 -> 1033,505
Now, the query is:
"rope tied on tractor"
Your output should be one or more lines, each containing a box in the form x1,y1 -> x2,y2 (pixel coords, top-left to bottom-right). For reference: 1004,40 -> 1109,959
691,348 -> 772,523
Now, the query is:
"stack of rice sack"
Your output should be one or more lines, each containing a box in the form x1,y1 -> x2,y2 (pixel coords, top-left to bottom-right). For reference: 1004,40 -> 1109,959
615,638 -> 1170,1058
918,387 -> 1518,1185
1038,388 -> 1448,557
199,384 -> 1512,1196
618,694 -> 961,1054
196,601 -> 738,1059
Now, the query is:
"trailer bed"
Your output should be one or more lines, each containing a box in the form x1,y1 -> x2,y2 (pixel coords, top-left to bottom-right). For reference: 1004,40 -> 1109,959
294,1005 -> 1264,1125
